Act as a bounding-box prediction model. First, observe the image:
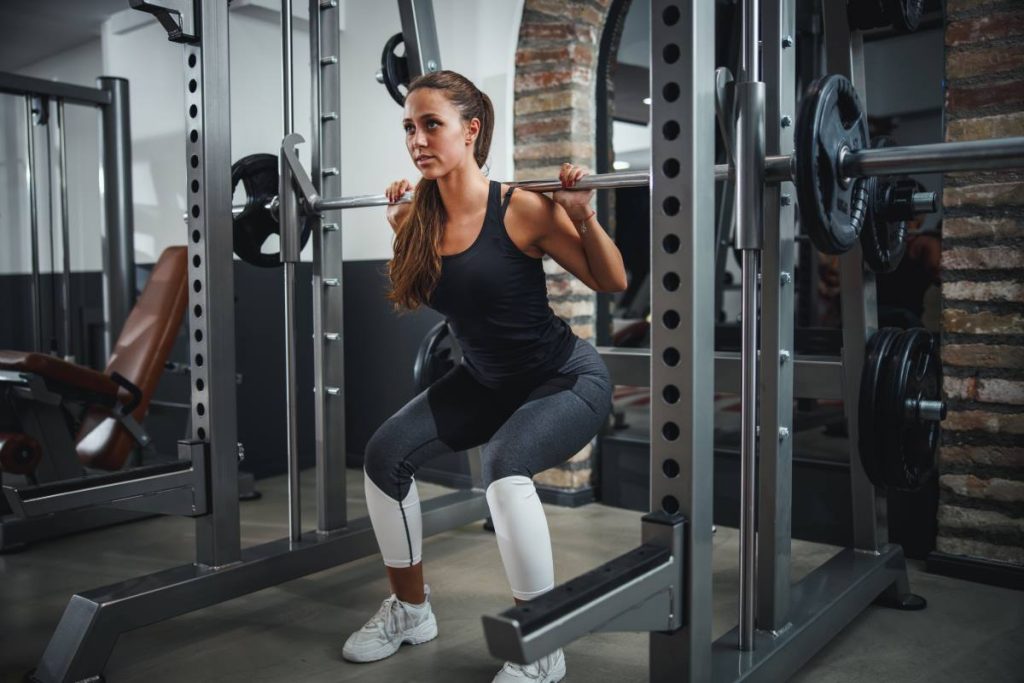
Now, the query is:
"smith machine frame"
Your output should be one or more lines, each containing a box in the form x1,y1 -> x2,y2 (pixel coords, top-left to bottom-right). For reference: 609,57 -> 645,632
25,1 -> 1024,681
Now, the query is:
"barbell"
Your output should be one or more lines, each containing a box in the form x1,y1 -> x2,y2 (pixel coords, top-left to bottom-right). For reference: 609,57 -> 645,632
229,74 -> 1024,268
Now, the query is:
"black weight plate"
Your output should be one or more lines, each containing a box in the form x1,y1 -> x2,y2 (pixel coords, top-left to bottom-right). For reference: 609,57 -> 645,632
859,327 -> 902,488
885,0 -> 923,33
413,321 -> 458,393
861,137 -> 909,273
231,153 -> 312,268
882,328 -> 941,490
795,75 -> 870,255
380,32 -> 411,106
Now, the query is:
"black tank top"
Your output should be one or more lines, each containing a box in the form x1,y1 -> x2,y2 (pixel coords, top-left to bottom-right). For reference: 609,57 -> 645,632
427,180 -> 577,388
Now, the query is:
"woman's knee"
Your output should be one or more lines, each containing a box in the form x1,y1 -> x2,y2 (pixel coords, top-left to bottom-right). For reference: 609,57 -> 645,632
362,422 -> 406,494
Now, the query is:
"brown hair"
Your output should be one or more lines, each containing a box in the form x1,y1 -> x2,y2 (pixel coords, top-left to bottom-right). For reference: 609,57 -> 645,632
386,70 -> 494,312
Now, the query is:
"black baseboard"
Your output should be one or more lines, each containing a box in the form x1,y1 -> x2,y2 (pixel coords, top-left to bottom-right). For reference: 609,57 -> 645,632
416,468 -> 595,508
927,551 -> 1024,591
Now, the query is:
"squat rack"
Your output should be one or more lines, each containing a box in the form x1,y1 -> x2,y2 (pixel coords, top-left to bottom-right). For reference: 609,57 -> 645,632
26,1 -> 1024,682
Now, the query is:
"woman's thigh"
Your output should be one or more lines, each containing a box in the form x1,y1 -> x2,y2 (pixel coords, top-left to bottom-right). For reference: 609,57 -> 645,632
481,340 -> 613,485
363,364 -> 521,499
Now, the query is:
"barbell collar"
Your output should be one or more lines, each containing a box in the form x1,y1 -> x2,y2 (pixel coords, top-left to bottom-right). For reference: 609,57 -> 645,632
913,191 -> 938,214
909,398 -> 947,423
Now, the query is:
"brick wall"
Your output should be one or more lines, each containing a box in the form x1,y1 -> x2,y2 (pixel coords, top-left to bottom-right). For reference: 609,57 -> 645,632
939,0 -> 1024,566
514,0 -> 615,492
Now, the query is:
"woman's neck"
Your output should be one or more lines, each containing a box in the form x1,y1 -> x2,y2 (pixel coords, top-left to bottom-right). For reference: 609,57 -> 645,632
436,161 -> 490,220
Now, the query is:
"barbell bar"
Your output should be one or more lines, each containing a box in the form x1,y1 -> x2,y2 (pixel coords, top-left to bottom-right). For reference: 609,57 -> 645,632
231,135 -> 1024,215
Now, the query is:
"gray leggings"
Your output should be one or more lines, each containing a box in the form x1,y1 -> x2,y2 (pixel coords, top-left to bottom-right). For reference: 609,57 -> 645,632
364,337 -> 613,502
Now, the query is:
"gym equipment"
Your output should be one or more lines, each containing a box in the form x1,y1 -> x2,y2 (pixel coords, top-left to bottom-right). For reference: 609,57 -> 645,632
859,327 -> 943,491
859,137 -> 937,272
0,247 -> 190,549
378,33 -> 411,105
413,321 -> 458,392
794,74 -> 870,254
848,0 -> 923,33
375,0 -> 443,105
0,72 -> 135,361
231,153 -> 311,267
29,1 -> 1023,682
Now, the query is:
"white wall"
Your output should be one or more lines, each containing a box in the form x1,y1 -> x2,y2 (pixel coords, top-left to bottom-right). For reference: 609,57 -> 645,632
1,39 -> 103,274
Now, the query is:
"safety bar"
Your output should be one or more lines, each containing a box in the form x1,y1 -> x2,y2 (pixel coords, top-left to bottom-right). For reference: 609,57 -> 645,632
3,441 -> 208,518
483,512 -> 684,665
597,347 -> 845,400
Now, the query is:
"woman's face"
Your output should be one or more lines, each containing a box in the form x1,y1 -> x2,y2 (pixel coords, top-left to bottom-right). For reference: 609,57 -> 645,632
403,88 -> 478,179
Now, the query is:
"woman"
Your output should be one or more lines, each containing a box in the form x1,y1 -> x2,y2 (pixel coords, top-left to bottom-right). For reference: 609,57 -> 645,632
343,70 -> 627,683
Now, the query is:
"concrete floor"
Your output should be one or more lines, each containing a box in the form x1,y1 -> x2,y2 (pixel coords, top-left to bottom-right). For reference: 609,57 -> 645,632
1,469 -> 1022,683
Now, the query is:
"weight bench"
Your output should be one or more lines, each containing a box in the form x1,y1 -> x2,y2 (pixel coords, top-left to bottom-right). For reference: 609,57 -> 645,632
0,247 -> 206,546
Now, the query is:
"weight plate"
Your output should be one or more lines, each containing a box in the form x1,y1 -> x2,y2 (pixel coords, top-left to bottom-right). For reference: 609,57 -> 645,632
858,327 -> 902,489
380,32 -> 411,106
861,137 -> 909,273
882,328 -> 941,490
795,74 -> 870,255
885,0 -> 923,33
413,321 -> 459,392
231,153 -> 312,268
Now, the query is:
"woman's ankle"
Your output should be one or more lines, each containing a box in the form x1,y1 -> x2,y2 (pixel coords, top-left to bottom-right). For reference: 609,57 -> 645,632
387,563 -> 426,604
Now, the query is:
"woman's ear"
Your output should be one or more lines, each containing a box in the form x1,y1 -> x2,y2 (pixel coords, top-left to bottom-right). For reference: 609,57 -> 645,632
466,117 -> 481,145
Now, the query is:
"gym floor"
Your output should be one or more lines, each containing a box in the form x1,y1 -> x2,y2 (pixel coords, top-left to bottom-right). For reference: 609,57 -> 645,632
2,471 -> 1021,683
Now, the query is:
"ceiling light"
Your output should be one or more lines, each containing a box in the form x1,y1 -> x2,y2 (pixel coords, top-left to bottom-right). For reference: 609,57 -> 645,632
642,97 -> 651,105
613,160 -> 631,170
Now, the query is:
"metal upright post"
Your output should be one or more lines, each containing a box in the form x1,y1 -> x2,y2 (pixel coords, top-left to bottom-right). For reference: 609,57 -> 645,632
396,0 -> 443,77
648,1 -> 716,680
310,0 -> 347,532
756,0 -> 796,632
821,2 -> 886,554
97,77 -> 135,359
24,97 -> 43,353
734,0 -> 766,652
281,0 -> 303,544
56,100 -> 74,361
189,1 -> 241,566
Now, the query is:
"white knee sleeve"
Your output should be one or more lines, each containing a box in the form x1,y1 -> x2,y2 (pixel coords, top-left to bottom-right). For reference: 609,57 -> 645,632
486,475 -> 554,600
364,470 -> 422,568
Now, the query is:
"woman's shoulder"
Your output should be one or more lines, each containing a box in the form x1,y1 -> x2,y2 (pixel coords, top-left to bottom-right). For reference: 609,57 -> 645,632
501,182 -> 556,219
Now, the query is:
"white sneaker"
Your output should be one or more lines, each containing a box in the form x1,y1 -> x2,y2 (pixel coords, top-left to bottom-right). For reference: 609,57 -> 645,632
341,585 -> 438,663
492,648 -> 566,682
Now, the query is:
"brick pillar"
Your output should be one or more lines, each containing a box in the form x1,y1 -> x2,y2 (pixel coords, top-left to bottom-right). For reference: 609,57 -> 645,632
937,1 -> 1024,568
515,0 -> 614,495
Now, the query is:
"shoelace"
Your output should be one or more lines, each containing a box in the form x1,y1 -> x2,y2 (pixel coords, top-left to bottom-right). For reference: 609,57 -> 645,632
363,595 -> 403,638
502,656 -> 550,679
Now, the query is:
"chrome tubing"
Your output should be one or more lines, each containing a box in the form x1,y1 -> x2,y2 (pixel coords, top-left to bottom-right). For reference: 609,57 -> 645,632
281,0 -> 302,544
736,0 -> 763,653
